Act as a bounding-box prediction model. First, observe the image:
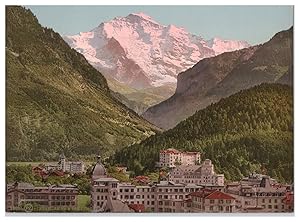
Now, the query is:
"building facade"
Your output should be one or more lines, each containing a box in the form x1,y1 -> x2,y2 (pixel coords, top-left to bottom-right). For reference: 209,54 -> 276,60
189,189 -> 236,213
6,182 -> 78,212
159,148 -> 201,168
169,159 -> 224,187
226,175 -> 292,213
44,154 -> 85,174
91,156 -> 203,213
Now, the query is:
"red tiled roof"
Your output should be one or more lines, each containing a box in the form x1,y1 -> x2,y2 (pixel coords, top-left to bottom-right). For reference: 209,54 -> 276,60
128,204 -> 145,212
282,192 -> 294,205
160,148 -> 181,154
205,191 -> 235,200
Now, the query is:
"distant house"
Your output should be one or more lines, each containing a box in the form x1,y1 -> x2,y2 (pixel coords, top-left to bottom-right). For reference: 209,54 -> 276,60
115,166 -> 128,174
44,154 -> 85,174
133,176 -> 150,185
32,166 -> 47,178
159,148 -> 201,168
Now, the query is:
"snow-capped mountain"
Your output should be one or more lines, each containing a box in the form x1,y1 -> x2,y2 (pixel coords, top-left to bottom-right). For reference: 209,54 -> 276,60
64,12 -> 250,89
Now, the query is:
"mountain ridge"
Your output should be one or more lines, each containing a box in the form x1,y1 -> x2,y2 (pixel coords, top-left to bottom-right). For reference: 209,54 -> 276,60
143,27 -> 293,130
6,6 -> 159,161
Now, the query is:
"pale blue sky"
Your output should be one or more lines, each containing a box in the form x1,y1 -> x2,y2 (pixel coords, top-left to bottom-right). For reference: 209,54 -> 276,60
26,5 -> 293,45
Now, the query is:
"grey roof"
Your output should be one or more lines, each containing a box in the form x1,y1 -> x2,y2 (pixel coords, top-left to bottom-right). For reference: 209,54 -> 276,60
107,199 -> 133,213
92,156 -> 107,179
94,177 -> 119,182
172,165 -> 201,173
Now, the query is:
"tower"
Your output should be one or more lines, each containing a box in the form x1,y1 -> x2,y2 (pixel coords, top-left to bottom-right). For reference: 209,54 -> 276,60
59,153 -> 66,172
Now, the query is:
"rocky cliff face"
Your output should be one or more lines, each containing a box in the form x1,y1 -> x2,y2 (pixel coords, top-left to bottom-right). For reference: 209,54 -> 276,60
64,13 -> 250,113
143,27 -> 293,130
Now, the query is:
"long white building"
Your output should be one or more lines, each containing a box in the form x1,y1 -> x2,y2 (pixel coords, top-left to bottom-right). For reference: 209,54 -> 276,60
169,159 -> 224,187
159,148 -> 201,168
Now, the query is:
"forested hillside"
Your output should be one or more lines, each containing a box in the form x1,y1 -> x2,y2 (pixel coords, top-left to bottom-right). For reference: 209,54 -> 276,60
113,84 -> 293,183
6,6 -> 158,161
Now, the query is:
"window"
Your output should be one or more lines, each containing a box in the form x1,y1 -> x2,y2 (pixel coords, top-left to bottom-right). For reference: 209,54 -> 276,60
269,199 -> 272,203
210,200 -> 215,204
120,189 -> 123,193
209,206 -> 213,211
268,205 -> 272,209
112,183 -> 117,188
226,200 -> 231,204
136,195 -> 140,199
262,199 -> 265,203
131,189 -> 134,192
275,199 -> 277,203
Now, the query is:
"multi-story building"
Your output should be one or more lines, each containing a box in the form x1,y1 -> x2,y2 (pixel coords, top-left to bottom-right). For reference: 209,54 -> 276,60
91,156 -> 120,212
6,182 -> 78,212
159,148 -> 201,168
90,156 -> 293,213
44,154 -> 85,174
91,156 -> 203,213
226,175 -> 292,213
169,159 -> 224,187
58,154 -> 85,174
189,189 -> 236,213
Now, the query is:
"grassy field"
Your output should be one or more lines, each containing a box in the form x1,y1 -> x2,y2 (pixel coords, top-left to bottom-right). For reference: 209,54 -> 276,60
77,195 -> 91,212
6,161 -> 95,166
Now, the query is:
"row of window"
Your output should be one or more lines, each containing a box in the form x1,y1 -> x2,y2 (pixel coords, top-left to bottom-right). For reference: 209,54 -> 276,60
261,198 -> 281,203
96,189 -> 109,193
50,201 -> 75,206
51,195 -> 75,200
97,196 -> 108,200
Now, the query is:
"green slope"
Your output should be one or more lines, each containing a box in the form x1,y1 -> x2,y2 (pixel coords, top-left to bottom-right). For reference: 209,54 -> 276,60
6,6 -> 159,161
107,77 -> 176,115
113,84 -> 293,183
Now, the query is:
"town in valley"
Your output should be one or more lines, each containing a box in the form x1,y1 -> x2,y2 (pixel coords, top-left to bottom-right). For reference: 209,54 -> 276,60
6,148 -> 294,213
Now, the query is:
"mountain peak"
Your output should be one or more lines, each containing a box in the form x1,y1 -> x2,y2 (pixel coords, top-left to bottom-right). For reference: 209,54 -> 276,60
126,12 -> 159,25
65,13 -> 250,90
